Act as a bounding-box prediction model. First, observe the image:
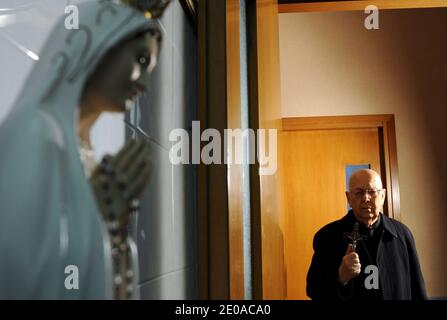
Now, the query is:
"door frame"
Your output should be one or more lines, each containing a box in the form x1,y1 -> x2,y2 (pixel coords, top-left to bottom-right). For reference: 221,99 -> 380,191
282,114 -> 400,220
198,0 -> 231,299
278,0 -> 447,13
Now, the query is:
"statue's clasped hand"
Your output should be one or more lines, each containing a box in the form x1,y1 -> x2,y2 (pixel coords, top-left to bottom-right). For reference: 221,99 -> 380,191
90,139 -> 151,233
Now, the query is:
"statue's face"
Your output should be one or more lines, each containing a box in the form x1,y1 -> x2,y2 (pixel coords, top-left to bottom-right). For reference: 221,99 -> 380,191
84,29 -> 161,112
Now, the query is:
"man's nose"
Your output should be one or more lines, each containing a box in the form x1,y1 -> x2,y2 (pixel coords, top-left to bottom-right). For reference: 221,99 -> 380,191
362,191 -> 372,200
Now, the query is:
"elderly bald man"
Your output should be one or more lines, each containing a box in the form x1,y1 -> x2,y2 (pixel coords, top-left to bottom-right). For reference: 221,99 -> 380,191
306,169 -> 427,300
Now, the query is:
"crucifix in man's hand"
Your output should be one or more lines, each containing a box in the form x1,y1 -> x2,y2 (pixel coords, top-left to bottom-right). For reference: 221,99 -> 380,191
343,222 -> 367,251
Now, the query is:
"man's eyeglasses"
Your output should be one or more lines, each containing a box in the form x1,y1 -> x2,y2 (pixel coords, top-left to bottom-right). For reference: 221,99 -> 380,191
350,189 -> 383,199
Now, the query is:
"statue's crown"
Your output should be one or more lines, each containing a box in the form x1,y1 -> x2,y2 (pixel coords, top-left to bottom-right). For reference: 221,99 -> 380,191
121,0 -> 171,19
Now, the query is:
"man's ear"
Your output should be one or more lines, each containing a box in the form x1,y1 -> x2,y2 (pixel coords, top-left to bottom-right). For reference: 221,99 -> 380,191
380,188 -> 386,204
345,191 -> 351,205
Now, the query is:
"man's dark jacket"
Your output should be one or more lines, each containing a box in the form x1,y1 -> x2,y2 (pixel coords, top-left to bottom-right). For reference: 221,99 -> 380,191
306,211 -> 427,300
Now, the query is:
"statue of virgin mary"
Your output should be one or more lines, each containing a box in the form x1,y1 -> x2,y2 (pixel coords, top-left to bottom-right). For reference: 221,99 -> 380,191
0,0 -> 169,299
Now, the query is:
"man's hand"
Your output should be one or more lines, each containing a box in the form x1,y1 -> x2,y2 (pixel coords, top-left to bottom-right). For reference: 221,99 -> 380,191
338,244 -> 361,284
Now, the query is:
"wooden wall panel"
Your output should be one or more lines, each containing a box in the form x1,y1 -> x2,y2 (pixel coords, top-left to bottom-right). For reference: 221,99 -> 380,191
226,0 -> 245,300
198,0 -> 230,299
254,0 -> 287,300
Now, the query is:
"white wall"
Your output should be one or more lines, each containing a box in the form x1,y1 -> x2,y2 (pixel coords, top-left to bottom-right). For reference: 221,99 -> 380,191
130,0 -> 198,299
279,8 -> 447,298
0,0 -> 68,123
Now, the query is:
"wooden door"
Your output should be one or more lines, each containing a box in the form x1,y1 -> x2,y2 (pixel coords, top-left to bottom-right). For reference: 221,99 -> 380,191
281,127 -> 382,300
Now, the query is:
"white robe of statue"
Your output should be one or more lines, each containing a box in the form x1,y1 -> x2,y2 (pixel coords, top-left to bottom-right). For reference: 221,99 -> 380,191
0,1 -> 157,299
